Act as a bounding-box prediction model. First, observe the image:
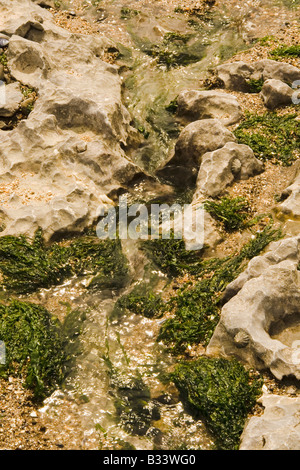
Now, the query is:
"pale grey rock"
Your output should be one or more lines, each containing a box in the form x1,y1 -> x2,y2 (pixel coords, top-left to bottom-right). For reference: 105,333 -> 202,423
0,82 -> 23,117
171,119 -> 236,168
240,394 -> 300,450
215,61 -> 254,92
260,79 -> 294,110
176,89 -> 243,126
193,142 -> 263,200
0,0 -> 142,241
253,59 -> 300,85
180,202 -> 223,252
207,259 -> 300,380
31,0 -> 56,7
215,59 -> 300,93
277,169 -> 300,220
223,235 -> 300,303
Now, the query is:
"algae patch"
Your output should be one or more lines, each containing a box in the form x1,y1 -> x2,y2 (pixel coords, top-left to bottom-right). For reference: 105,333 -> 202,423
0,229 -> 128,294
172,357 -> 262,450
153,224 -> 283,352
234,112 -> 300,166
0,300 -> 65,400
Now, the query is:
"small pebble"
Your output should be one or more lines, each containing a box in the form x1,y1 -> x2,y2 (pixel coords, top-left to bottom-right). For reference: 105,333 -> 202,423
0,38 -> 9,48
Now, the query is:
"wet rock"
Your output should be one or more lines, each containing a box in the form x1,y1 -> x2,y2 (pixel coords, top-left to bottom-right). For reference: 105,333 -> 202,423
176,89 -> 243,126
215,61 -> 254,92
0,82 -> 23,117
207,259 -> 300,381
260,79 -> 294,110
253,59 -> 300,85
240,394 -> 300,450
193,142 -> 263,200
171,118 -> 236,168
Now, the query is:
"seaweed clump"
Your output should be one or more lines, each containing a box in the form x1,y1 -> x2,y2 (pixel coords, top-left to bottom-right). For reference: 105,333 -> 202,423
154,224 -> 282,352
0,300 -> 65,400
270,44 -> 300,59
113,283 -> 165,319
0,229 -> 128,294
142,32 -> 206,69
204,197 -> 251,232
234,112 -> 300,166
172,357 -> 262,450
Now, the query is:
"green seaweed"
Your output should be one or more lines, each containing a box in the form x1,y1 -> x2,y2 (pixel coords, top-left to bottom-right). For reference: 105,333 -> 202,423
172,357 -> 262,450
204,197 -> 251,232
0,300 -> 65,400
141,32 -> 206,69
269,44 -> 300,59
142,236 -> 203,277
234,112 -> 300,166
113,283 -> 165,319
0,229 -> 128,294
157,223 -> 283,352
245,78 -> 264,93
257,35 -> 277,46
120,7 -> 140,19
165,96 -> 179,114
0,52 -> 7,67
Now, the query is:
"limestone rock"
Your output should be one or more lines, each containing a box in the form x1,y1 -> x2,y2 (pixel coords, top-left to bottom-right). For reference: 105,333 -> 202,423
207,258 -> 300,380
260,79 -> 294,110
223,235 -> 300,303
171,119 -> 236,168
240,394 -> 300,450
193,142 -> 263,200
215,59 -> 300,92
253,59 -> 300,85
277,169 -> 300,220
0,82 -> 23,117
215,61 -> 254,92
183,203 -> 223,251
176,89 -> 243,126
0,0 -> 142,240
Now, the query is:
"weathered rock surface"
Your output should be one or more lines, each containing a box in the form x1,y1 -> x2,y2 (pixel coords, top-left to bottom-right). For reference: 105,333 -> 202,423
0,0 -> 142,241
223,235 -> 300,303
260,79 -> 294,110
171,118 -> 236,168
183,203 -> 223,252
215,61 -> 254,92
215,59 -> 300,92
207,235 -> 300,381
0,82 -> 23,116
176,89 -> 243,126
254,59 -> 300,85
277,164 -> 300,220
240,394 -> 300,450
193,142 -> 263,200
